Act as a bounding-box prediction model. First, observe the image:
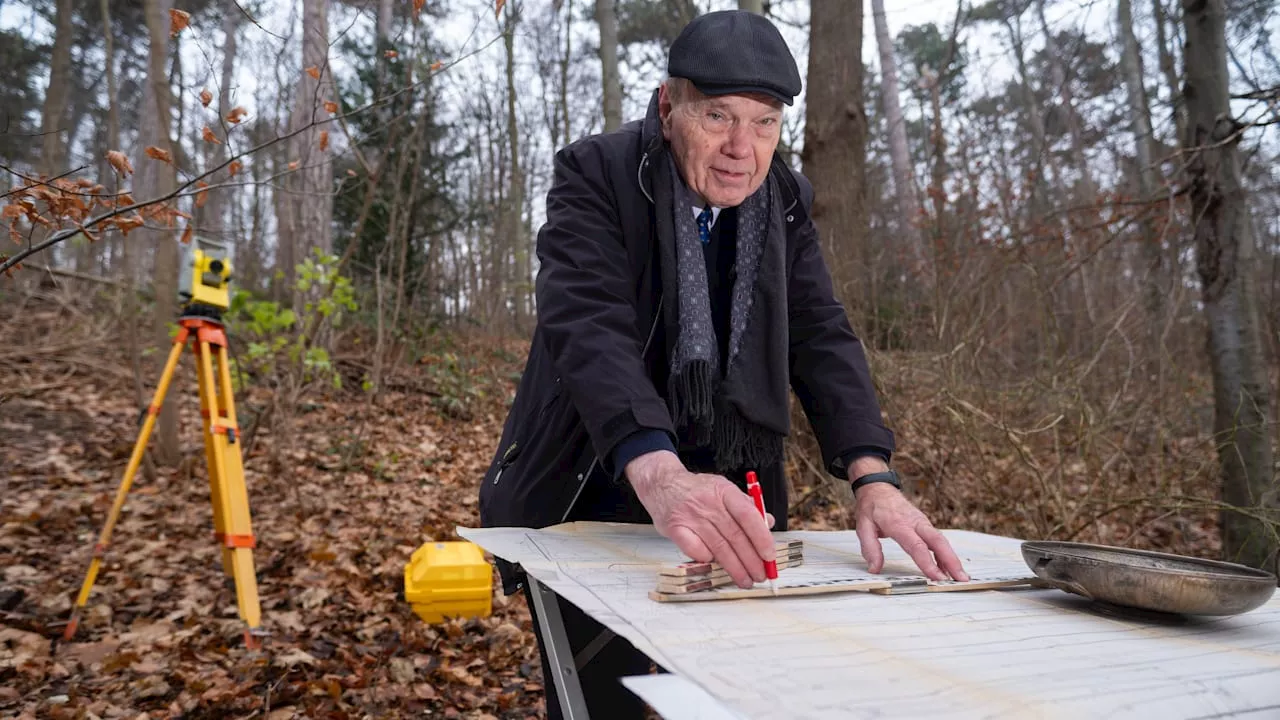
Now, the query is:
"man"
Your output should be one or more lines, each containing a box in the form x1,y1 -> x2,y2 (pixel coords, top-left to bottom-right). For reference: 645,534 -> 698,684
479,10 -> 968,718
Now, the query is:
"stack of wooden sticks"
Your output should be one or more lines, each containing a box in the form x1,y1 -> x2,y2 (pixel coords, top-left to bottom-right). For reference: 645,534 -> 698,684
653,539 -> 804,596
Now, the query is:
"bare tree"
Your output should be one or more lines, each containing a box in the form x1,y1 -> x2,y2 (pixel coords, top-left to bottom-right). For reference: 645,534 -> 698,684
278,0 -> 335,306
1181,0 -> 1277,571
39,0 -> 74,177
596,0 -> 621,132
801,0 -> 867,313
139,0 -> 181,466
871,0 -> 924,270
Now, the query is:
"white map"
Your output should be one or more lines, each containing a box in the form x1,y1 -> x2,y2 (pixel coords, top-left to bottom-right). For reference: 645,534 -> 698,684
457,522 -> 1280,719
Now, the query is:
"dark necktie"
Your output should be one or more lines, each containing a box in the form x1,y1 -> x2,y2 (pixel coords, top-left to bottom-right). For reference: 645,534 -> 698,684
696,206 -> 713,244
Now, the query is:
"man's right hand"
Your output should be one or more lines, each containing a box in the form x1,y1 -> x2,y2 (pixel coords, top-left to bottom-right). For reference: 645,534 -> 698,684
625,450 -> 776,589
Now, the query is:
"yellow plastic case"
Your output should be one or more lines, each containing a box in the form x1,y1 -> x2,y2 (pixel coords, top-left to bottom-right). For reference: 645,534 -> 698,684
403,540 -> 493,623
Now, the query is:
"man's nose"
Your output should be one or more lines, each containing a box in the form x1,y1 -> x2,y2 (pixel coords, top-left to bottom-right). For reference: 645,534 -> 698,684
721,124 -> 752,159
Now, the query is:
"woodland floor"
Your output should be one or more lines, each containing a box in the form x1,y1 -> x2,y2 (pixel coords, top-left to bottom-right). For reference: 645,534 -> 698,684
1,290 -> 1224,719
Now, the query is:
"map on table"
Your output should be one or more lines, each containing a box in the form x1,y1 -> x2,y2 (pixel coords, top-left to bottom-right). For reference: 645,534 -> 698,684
457,522 -> 1280,719
458,521 -> 1038,604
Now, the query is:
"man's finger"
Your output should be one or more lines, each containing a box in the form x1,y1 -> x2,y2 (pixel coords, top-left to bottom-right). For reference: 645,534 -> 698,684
669,525 -> 714,563
698,522 -> 754,588
891,527 -> 946,581
723,488 -> 775,562
917,522 -> 969,581
855,517 -> 883,574
766,512 -> 776,529
712,497 -> 767,584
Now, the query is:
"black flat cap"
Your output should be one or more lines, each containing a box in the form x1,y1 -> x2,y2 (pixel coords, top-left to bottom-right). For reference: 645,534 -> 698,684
667,10 -> 802,106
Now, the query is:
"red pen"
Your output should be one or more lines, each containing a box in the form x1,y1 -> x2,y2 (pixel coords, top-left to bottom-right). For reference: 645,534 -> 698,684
745,471 -> 778,594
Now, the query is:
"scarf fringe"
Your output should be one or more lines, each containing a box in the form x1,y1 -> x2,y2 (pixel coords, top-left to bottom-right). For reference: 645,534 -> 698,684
711,395 -> 784,472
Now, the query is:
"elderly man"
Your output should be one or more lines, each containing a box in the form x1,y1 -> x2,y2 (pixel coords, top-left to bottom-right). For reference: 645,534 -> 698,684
479,10 -> 967,718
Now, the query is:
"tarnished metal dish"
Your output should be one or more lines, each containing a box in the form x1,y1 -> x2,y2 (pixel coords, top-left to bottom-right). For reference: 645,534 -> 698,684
1021,541 -> 1278,616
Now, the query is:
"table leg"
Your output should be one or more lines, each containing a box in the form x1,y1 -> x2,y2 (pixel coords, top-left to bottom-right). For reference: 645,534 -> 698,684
527,575 -> 591,719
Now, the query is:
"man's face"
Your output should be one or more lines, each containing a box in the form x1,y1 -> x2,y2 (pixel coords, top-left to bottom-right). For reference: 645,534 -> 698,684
659,81 -> 783,208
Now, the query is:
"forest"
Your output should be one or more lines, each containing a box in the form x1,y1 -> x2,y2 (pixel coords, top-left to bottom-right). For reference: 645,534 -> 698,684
1,0 -> 1278,717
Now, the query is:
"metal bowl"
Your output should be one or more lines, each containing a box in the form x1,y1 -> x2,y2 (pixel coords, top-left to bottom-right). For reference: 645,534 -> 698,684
1021,541 -> 1278,616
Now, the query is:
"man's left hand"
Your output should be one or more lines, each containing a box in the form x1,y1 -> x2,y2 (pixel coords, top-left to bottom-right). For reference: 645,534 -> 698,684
853,482 -> 970,582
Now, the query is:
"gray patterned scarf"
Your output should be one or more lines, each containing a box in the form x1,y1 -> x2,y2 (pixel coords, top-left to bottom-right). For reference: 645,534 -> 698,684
662,155 -> 786,472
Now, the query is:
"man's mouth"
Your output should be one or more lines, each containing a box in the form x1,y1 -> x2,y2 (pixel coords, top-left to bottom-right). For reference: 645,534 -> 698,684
712,168 -> 748,182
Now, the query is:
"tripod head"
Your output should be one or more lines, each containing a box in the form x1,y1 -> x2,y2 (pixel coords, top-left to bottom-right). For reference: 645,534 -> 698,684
179,236 -> 232,314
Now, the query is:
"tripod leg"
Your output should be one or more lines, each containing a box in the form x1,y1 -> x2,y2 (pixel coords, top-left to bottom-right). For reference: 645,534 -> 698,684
65,327 -> 190,641
195,326 -> 263,647
194,337 -> 231,577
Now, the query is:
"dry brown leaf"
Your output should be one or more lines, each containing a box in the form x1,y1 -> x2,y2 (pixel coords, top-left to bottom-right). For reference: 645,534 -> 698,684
144,146 -> 172,164
228,160 -> 243,177
114,214 -> 145,236
106,150 -> 134,176
430,61 -> 444,72
384,49 -> 398,58
324,100 -> 338,114
495,0 -> 506,17
169,9 -> 190,37
180,225 -> 193,244
201,126 -> 221,145
288,160 -> 300,171
199,88 -> 212,107
226,106 -> 248,124
305,65 -> 320,80
414,0 -> 426,15
195,181 -> 210,209
318,130 -> 329,152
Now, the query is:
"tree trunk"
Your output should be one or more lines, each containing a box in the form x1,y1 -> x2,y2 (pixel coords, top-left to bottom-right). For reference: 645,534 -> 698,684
201,0 -> 239,246
1118,0 -> 1165,332
1155,0 -> 1188,147
560,0 -> 572,144
504,0 -> 526,332
1182,0 -> 1278,572
140,0 -> 181,466
279,0 -> 334,307
40,0 -> 74,176
596,0 -> 621,132
801,0 -> 867,317
870,0 -> 924,273
738,0 -> 763,12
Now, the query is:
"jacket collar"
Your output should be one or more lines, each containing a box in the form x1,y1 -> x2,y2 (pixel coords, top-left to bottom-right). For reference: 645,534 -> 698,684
637,88 -> 664,204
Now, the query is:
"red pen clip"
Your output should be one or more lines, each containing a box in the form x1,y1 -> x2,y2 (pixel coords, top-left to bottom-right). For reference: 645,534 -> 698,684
745,471 -> 779,586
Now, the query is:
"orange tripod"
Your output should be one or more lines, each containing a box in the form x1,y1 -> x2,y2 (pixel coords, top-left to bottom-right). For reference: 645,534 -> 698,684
64,307 -> 263,648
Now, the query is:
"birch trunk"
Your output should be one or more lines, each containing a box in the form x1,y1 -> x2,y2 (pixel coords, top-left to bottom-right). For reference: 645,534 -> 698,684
871,0 -> 924,272
1182,0 -> 1278,571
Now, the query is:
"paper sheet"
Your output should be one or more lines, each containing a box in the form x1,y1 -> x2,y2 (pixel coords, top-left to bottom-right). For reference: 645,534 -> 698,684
458,522 -> 1280,719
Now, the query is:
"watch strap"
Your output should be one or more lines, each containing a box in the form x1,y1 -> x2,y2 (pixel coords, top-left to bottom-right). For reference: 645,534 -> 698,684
850,469 -> 902,494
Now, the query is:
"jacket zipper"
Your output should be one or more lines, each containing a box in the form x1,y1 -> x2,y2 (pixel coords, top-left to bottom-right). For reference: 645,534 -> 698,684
492,441 -> 520,485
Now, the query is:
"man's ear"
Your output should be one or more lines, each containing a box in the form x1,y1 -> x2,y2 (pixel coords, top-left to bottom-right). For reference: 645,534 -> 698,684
658,82 -> 673,138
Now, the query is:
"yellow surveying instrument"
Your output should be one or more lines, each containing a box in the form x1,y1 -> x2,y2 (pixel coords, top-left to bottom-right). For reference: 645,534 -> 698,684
64,238 -> 264,648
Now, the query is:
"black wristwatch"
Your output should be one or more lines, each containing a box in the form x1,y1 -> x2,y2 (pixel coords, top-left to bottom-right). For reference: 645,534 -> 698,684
850,469 -> 902,494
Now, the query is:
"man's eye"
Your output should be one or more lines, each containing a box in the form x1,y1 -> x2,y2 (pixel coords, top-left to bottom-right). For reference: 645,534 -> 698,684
707,111 -> 726,121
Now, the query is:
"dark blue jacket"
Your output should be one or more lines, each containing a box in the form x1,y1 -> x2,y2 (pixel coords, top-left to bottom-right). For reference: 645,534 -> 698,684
478,91 -> 894,593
